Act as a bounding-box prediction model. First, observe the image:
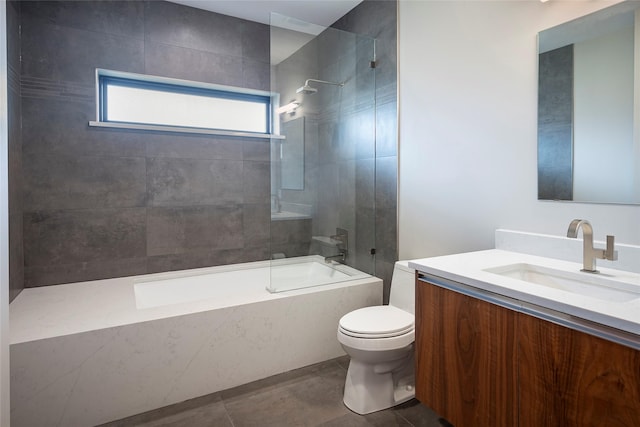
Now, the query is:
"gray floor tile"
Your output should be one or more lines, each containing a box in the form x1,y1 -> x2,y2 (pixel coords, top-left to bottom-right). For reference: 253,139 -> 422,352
98,393 -> 224,427
392,399 -> 445,427
101,357 -> 446,427
133,402 -> 233,427
363,409 -> 415,427
318,412 -> 378,427
223,363 -> 350,427
220,358 -> 345,401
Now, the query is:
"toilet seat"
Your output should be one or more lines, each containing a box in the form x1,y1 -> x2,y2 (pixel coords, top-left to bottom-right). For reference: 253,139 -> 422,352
339,306 -> 414,339
338,327 -> 414,351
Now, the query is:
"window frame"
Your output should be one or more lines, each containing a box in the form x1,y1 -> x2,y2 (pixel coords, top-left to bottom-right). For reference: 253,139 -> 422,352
89,69 -> 282,139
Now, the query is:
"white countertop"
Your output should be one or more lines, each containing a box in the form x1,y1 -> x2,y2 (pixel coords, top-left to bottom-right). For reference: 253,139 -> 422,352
409,249 -> 640,336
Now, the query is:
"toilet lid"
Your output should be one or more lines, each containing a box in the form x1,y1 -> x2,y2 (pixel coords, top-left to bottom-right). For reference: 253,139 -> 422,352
339,306 -> 414,338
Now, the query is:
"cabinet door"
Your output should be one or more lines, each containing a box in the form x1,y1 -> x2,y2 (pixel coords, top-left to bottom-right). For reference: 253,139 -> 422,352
518,313 -> 640,427
415,280 -> 518,427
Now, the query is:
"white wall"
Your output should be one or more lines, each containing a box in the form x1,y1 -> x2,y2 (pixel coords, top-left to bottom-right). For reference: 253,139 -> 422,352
574,26 -> 634,202
398,0 -> 640,260
573,25 -> 638,202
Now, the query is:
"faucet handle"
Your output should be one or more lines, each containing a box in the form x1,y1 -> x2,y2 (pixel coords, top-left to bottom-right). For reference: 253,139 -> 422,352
605,235 -> 618,261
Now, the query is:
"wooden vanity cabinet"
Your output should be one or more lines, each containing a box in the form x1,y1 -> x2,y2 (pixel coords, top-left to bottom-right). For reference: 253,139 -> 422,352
518,314 -> 640,427
416,277 -> 640,427
415,278 -> 518,426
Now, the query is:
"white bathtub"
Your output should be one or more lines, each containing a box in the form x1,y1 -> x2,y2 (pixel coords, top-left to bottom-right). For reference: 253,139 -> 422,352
134,256 -> 369,308
10,256 -> 382,427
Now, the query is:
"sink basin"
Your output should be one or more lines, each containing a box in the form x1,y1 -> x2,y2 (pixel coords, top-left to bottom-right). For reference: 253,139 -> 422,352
484,263 -> 640,303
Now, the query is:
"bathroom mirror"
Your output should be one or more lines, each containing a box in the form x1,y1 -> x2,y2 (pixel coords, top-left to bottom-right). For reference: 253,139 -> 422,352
280,116 -> 305,190
537,1 -> 640,204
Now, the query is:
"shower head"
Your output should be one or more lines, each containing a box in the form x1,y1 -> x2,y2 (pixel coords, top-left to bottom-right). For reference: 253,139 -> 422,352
295,78 -> 344,95
296,84 -> 318,95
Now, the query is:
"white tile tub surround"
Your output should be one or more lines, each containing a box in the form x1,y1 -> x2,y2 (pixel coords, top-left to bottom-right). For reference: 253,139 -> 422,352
10,257 -> 382,427
496,229 -> 640,274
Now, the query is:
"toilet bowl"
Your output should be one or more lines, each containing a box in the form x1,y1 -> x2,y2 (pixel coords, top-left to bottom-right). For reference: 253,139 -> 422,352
337,261 -> 416,415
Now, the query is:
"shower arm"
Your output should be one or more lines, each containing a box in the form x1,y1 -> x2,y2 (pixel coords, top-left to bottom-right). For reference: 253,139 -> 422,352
304,78 -> 345,88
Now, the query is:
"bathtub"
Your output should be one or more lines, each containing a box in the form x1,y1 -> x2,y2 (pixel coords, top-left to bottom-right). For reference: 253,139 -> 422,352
10,256 -> 382,427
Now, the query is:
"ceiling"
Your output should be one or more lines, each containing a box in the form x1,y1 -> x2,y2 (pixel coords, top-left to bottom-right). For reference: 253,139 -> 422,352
168,0 -> 363,28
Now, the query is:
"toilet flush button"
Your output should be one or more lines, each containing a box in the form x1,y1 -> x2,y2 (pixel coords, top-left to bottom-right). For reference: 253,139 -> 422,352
406,385 -> 414,391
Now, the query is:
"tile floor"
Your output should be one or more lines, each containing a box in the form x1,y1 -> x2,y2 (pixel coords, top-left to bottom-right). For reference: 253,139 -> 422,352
101,356 -> 450,427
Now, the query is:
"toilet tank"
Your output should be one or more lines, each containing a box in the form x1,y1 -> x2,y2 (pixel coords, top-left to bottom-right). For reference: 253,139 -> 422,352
388,261 -> 416,314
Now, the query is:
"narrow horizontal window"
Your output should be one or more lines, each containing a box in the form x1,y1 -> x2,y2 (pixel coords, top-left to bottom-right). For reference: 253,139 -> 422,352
91,69 -> 277,137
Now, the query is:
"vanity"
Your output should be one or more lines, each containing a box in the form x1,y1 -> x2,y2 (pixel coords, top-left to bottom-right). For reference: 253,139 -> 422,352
409,230 -> 640,427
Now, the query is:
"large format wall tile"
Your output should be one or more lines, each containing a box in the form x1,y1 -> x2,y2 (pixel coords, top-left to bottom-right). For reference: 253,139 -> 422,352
242,139 -> 270,162
21,98 -> 147,157
146,205 -> 244,256
17,0 -> 274,287
144,2 -> 270,87
8,0 -> 23,301
376,101 -> 398,157
23,208 -> 147,267
244,203 -> 271,248
241,22 -> 270,64
147,157 -> 244,206
145,135 -> 243,161
242,58 -> 271,91
23,154 -> 147,211
375,156 -> 397,211
9,212 -> 24,299
144,1 -> 243,57
355,158 -> 375,211
330,0 -> 398,295
8,89 -> 21,216
21,14 -> 144,85
333,0 -> 397,101
270,219 -> 311,246
15,0 -> 396,289
144,41 -> 244,87
20,1 -> 145,39
349,109 -> 376,160
243,161 -> 270,204
7,1 -> 20,71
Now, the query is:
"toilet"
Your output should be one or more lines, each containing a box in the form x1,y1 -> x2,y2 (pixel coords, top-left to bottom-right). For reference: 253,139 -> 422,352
337,261 -> 416,415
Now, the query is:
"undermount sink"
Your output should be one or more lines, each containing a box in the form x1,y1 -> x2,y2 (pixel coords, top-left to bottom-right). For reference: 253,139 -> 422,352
484,263 -> 640,303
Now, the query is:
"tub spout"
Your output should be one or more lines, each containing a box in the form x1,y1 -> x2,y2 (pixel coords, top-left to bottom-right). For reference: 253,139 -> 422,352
325,252 -> 346,264
326,228 -> 348,264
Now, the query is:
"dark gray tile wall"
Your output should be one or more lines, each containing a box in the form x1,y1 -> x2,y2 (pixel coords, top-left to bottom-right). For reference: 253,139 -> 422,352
277,28 -> 377,270
333,0 -> 398,302
272,0 -> 397,300
18,1 -> 273,287
271,219 -> 313,258
14,0 -> 396,289
538,45 -> 573,201
8,0 -> 23,301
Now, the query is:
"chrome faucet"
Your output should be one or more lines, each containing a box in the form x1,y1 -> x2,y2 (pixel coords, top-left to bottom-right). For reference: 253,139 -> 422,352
566,219 -> 617,273
325,228 -> 348,264
324,252 -> 346,264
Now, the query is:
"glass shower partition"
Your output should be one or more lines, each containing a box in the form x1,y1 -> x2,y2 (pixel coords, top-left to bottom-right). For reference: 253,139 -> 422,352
268,13 -> 377,292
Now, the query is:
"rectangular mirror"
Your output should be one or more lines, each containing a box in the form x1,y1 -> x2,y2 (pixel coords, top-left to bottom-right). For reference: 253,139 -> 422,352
538,1 -> 640,204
